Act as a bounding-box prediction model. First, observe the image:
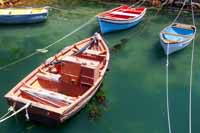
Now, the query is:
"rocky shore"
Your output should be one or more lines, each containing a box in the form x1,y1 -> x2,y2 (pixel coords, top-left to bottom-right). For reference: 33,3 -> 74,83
0,0 -> 200,10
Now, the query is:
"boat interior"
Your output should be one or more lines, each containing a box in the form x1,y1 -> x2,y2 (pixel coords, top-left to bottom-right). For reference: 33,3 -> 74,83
18,38 -> 107,108
101,6 -> 145,20
0,8 -> 47,15
161,23 -> 195,43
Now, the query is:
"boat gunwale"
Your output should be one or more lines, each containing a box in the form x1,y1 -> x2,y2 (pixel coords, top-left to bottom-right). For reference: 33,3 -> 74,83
4,34 -> 110,116
97,5 -> 146,22
0,7 -> 48,16
160,23 -> 196,45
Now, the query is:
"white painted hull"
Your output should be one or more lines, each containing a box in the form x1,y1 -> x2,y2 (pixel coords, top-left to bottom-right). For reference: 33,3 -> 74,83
160,39 -> 192,55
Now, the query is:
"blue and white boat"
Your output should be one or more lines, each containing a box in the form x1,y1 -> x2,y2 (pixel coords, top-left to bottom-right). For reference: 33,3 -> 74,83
160,23 -> 196,55
0,7 -> 48,24
97,5 -> 146,34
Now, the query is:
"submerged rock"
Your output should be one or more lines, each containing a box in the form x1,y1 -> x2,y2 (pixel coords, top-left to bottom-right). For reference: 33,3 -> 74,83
110,38 -> 128,54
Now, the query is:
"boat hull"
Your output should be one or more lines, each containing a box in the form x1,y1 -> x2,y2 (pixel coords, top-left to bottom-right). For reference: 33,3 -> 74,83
98,8 -> 146,34
0,13 -> 48,24
98,18 -> 142,34
4,33 -> 110,125
160,39 -> 192,55
159,23 -> 196,55
6,78 -> 103,125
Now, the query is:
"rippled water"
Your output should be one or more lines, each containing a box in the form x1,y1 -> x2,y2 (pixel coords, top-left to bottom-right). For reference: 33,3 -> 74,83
0,2 -> 200,133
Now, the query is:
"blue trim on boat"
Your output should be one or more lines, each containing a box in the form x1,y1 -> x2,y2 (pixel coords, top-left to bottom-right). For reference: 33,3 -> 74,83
0,12 -> 48,24
98,18 -> 142,34
160,24 -> 196,55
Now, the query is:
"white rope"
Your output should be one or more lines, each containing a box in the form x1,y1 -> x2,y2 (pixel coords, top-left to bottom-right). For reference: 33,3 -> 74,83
189,1 -> 195,133
0,52 -> 38,71
130,0 -> 146,8
0,103 -> 30,123
166,43 -> 172,133
45,6 -> 67,12
189,40 -> 195,133
135,0 -> 146,7
0,16 -> 96,71
0,106 -> 14,120
171,0 -> 187,24
25,107 -> 29,120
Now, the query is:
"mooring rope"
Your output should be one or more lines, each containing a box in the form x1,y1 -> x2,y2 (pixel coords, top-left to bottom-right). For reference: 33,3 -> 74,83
45,6 -> 67,12
0,16 -> 96,71
135,0 -> 146,7
130,0 -> 146,8
0,103 -> 30,123
189,38 -> 195,133
164,1 -> 188,132
166,43 -> 172,133
189,1 -> 195,133
171,0 -> 187,24
0,106 -> 14,120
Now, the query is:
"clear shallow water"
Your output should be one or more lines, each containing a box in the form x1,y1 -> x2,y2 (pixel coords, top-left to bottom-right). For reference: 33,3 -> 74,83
0,2 -> 200,133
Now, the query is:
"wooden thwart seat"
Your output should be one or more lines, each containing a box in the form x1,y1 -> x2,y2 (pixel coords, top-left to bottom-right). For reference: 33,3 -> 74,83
20,86 -> 75,105
111,11 -> 139,17
37,73 -> 61,83
162,38 -> 180,44
172,23 -> 194,30
161,31 -> 193,39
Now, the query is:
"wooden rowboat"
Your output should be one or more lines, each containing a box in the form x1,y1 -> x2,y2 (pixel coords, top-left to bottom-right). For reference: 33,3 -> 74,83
97,5 -> 146,34
0,7 -> 48,24
160,23 -> 196,55
4,33 -> 110,124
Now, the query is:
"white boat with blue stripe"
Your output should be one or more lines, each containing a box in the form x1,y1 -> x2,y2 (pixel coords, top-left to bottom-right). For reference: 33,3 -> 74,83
0,7 -> 48,24
160,23 -> 196,55
97,5 -> 146,34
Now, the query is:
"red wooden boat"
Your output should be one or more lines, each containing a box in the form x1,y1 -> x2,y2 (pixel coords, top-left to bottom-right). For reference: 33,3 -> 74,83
97,5 -> 147,33
4,33 -> 110,124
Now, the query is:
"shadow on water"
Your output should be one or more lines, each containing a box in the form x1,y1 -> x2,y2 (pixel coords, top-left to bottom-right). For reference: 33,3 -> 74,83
150,41 -> 166,60
0,21 -> 47,29
8,83 -> 109,130
110,38 -> 129,55
0,37 -> 43,65
85,83 -> 109,120
149,41 -> 181,70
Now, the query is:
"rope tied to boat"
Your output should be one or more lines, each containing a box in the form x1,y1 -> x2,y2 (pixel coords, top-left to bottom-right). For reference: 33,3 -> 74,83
0,16 -> 96,71
164,1 -> 196,133
0,106 -> 14,120
45,6 -> 68,12
171,0 -> 187,24
189,1 -> 195,133
166,42 -> 172,133
130,0 -> 146,8
0,103 -> 31,123
25,107 -> 30,121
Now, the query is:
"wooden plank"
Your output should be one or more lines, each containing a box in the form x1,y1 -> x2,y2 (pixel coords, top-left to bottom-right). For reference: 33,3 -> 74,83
173,23 -> 194,30
161,31 -> 193,39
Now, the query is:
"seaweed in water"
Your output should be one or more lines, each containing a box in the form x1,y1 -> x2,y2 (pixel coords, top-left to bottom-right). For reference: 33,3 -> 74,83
110,38 -> 128,54
86,83 -> 109,119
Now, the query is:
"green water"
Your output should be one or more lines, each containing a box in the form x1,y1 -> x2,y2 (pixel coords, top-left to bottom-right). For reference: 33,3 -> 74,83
1,2 -> 200,133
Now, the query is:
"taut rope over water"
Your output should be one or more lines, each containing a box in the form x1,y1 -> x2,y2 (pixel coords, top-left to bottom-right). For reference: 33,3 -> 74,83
130,0 -> 146,8
0,103 -> 31,123
166,43 -> 172,133
0,16 -> 96,71
189,0 -> 196,133
164,1 -> 190,133
171,0 -> 187,24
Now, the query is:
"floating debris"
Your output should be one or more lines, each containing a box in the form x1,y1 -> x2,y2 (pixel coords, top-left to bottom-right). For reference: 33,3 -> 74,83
36,49 -> 48,53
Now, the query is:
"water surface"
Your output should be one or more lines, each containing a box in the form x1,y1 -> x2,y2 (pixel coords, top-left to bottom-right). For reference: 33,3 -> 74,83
0,2 -> 200,133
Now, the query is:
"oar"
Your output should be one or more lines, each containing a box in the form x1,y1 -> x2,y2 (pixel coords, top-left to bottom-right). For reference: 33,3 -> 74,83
72,37 -> 96,56
50,35 -> 97,65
